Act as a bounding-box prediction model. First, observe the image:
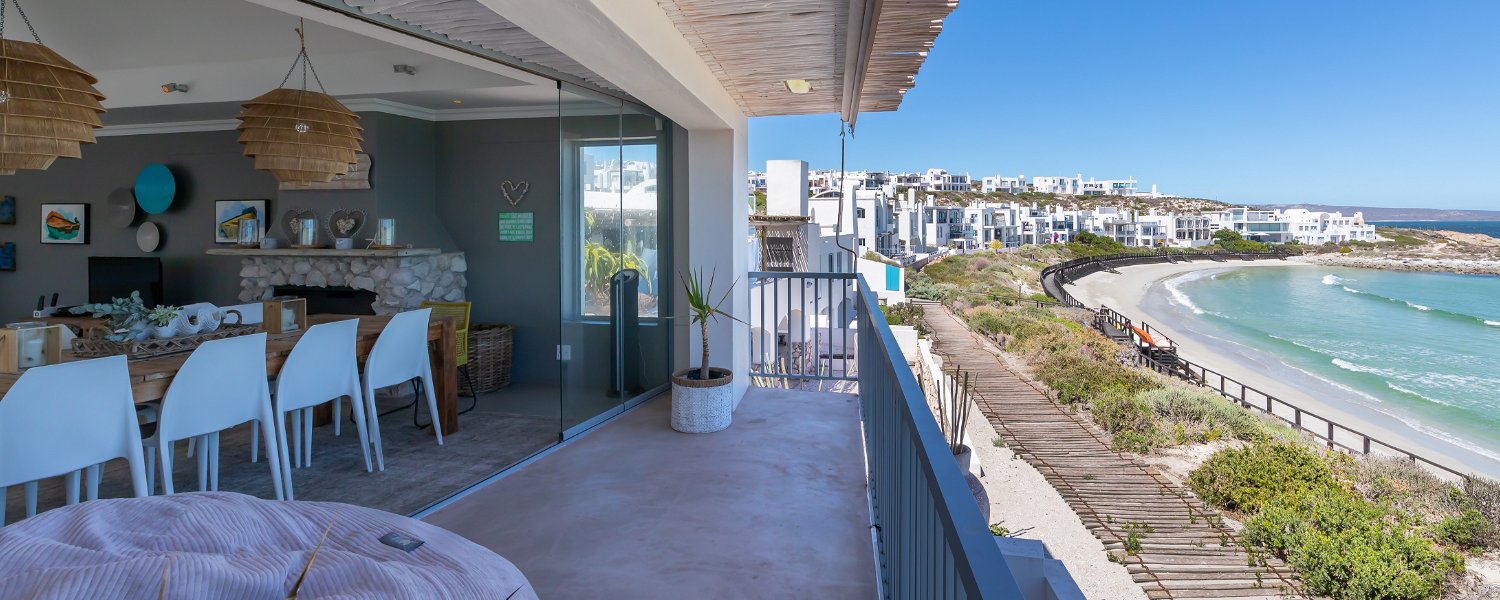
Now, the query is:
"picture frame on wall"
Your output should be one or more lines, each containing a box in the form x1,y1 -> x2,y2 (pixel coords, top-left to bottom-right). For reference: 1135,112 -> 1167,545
0,242 -> 14,271
0,196 -> 14,225
215,199 -> 269,244
40,203 -> 88,244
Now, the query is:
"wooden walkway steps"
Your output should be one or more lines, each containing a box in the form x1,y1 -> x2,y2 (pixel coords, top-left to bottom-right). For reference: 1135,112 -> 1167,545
916,301 -> 1305,599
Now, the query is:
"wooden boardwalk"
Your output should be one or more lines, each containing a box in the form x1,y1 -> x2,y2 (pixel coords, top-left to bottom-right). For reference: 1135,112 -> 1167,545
918,301 -> 1305,599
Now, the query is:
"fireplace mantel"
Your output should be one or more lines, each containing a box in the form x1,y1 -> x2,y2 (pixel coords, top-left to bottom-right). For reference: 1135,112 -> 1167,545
206,248 -> 441,258
213,249 -> 467,314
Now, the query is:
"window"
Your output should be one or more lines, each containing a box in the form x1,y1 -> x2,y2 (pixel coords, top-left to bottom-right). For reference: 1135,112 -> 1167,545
856,207 -> 866,218
576,138 -> 663,318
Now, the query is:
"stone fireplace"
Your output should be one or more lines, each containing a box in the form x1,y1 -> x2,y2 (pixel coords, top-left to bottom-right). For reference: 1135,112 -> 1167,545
214,249 -> 467,315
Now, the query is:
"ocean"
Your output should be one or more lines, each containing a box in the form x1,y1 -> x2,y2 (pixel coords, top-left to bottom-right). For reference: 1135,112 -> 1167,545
1161,266 -> 1500,466
1374,220 -> 1500,237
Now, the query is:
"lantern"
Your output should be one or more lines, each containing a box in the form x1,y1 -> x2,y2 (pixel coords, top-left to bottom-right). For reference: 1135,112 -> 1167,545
236,20 -> 362,183
0,1 -> 106,175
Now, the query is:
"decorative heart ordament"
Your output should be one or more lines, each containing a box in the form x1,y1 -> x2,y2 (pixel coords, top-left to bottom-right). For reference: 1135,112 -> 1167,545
501,180 -> 529,207
328,208 -> 367,239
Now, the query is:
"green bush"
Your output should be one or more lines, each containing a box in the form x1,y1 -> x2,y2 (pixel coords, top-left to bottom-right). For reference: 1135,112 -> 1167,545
1092,393 -> 1155,434
1244,488 -> 1461,600
1188,442 -> 1343,513
1135,387 -> 1274,442
1434,508 -> 1491,550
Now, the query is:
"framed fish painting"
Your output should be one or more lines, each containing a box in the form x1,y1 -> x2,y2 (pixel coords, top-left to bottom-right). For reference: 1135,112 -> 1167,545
215,199 -> 268,244
40,204 -> 88,244
0,242 -> 14,271
0,195 -> 15,225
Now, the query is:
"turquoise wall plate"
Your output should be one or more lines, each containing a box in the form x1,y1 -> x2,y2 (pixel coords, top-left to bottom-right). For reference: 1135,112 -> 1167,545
134,164 -> 176,215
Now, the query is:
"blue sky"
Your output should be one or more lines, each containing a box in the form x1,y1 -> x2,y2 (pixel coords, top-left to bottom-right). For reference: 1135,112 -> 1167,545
748,1 -> 1500,209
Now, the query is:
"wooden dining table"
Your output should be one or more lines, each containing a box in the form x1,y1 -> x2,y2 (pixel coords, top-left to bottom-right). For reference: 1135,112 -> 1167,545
0,313 -> 462,434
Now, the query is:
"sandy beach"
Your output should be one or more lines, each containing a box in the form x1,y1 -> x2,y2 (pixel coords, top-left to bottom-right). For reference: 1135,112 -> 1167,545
1068,258 -> 1500,480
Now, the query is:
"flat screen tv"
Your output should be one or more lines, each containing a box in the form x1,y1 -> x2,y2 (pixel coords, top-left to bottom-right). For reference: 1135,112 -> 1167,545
88,257 -> 163,306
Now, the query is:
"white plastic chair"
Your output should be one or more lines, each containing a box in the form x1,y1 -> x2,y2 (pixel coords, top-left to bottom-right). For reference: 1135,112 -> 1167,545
0,356 -> 148,524
156,334 -> 284,499
362,308 -> 443,472
274,319 -> 371,500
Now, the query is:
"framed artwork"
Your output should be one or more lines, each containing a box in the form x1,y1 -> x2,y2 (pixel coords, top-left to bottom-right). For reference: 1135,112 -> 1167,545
0,195 -> 14,225
0,242 -> 13,271
215,199 -> 269,244
40,203 -> 88,244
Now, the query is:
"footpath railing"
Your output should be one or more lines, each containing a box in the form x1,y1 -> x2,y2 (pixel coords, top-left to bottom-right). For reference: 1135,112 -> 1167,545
1040,251 -> 1471,482
855,274 -> 1023,598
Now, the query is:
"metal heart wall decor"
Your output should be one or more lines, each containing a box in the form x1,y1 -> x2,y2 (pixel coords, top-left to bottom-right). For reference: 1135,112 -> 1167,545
282,210 -> 316,239
501,180 -> 529,207
327,208 -> 367,239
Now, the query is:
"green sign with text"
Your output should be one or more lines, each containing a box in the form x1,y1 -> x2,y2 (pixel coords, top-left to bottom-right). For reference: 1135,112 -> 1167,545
497,212 -> 534,242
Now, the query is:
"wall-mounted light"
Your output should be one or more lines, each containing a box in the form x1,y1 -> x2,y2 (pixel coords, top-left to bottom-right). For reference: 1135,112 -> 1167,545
784,79 -> 812,94
160,83 -> 190,94
393,64 -> 417,76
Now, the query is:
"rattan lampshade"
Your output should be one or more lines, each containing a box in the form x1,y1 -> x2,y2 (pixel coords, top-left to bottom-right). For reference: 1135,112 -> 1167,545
235,21 -> 362,183
0,36 -> 106,175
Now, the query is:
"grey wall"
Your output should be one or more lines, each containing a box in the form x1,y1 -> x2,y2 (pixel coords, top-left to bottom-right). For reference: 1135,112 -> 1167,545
435,117 -> 561,388
0,129 -> 281,318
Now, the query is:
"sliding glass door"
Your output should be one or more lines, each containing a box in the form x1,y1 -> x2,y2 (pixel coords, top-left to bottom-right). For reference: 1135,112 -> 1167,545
559,85 -> 672,436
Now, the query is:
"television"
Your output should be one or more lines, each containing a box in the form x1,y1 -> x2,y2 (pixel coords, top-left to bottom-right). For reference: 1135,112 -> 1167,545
88,257 -> 163,306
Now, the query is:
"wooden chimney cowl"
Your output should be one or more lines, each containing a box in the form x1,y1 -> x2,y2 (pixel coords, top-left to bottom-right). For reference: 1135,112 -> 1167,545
236,88 -> 363,183
0,39 -> 106,175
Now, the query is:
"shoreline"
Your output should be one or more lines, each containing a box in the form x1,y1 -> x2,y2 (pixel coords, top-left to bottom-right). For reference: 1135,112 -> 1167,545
1067,259 -> 1500,480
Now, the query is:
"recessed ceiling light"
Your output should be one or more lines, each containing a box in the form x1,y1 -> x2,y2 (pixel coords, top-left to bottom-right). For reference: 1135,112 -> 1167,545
451,99 -> 462,105
784,79 -> 812,94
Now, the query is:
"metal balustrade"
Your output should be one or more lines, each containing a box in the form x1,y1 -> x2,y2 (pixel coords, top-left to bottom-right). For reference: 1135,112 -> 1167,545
854,274 -> 1023,599
748,272 -> 859,381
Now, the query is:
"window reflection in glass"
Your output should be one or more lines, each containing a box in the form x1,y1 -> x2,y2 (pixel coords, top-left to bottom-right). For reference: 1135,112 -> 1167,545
580,141 -> 659,317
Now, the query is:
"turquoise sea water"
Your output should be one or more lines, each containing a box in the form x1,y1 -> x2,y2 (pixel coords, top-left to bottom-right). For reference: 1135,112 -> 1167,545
1163,266 -> 1500,463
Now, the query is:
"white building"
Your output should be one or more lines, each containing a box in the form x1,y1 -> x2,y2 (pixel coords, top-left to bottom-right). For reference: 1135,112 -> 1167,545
923,168 -> 971,192
980,175 -> 1026,194
1278,209 -> 1377,244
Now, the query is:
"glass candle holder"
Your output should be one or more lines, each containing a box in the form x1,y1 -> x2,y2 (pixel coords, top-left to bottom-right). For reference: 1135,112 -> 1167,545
238,218 -> 260,246
297,217 -> 317,246
376,218 -> 396,246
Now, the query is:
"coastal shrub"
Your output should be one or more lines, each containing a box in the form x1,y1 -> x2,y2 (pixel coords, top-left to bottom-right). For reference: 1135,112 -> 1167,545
1136,387 -> 1272,442
1463,477 -> 1500,536
1434,508 -> 1491,550
1188,442 -> 1344,513
1244,488 -> 1461,600
1091,393 -> 1155,435
1355,456 -> 1472,523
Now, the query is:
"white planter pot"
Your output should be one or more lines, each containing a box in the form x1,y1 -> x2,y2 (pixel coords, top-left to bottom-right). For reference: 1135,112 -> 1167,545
149,322 -> 180,339
670,367 -> 734,433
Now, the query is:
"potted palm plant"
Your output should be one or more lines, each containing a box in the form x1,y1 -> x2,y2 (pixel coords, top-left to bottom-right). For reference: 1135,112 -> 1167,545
671,267 -> 742,433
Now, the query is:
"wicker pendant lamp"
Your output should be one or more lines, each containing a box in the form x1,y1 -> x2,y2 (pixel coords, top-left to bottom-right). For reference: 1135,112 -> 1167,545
236,19 -> 362,183
0,0 -> 107,175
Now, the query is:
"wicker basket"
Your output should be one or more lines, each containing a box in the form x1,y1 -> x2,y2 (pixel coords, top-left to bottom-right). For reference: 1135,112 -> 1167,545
466,324 -> 513,393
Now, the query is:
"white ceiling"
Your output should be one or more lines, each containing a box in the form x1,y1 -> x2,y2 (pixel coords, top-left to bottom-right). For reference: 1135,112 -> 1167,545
19,0 -> 565,121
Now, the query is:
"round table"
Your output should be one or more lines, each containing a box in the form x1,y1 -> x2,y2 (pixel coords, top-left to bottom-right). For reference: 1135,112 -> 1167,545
0,492 -> 537,599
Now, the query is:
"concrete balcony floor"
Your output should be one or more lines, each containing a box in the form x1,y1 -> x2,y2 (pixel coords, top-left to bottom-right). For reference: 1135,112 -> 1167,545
422,386 -> 877,598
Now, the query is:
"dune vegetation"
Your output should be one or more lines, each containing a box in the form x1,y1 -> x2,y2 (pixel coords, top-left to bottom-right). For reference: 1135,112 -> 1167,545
909,247 -> 1500,599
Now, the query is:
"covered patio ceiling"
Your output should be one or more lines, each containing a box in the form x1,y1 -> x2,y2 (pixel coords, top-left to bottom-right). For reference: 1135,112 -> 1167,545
320,0 -> 957,124
655,0 -> 958,122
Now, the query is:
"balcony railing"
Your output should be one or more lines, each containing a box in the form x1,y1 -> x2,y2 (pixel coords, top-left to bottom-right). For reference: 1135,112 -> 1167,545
749,271 -> 1023,598
748,272 -> 859,381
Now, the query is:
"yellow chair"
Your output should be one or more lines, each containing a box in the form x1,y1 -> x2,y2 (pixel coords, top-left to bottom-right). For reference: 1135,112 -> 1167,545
421,301 -> 479,416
